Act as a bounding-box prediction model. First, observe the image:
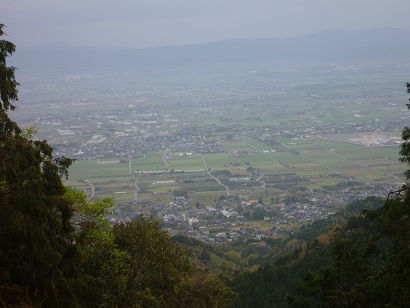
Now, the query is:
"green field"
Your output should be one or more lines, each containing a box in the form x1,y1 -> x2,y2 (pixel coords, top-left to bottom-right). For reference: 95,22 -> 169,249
65,136 -> 405,205
132,153 -> 167,171
167,156 -> 205,171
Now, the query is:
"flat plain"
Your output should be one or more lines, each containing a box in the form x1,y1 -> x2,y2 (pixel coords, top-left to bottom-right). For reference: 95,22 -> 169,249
11,59 -> 410,208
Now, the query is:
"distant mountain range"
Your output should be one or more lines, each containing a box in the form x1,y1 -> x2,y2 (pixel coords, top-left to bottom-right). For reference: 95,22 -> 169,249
12,28 -> 410,71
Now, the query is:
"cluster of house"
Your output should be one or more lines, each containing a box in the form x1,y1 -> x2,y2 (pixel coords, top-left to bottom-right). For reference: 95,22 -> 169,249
107,180 -> 395,244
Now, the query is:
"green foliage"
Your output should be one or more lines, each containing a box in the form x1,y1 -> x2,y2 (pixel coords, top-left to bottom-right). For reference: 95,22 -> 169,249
112,217 -> 193,307
364,191 -> 410,305
226,250 -> 242,263
400,83 -> 410,178
67,189 -> 119,306
171,234 -> 241,271
0,24 -> 18,112
0,24 -> 78,307
174,272 -> 237,308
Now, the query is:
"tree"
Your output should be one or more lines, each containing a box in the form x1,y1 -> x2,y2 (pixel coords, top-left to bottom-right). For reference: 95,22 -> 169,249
174,272 -> 237,308
399,82 -> 410,179
372,82 -> 410,305
0,24 -> 78,307
226,250 -> 242,263
112,216 -> 193,307
65,188 -> 119,306
0,24 -> 18,112
102,216 -> 237,307
364,193 -> 410,306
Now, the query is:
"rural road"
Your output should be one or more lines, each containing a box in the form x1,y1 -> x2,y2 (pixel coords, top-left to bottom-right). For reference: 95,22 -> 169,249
200,154 -> 231,195
87,181 -> 95,200
128,157 -> 140,201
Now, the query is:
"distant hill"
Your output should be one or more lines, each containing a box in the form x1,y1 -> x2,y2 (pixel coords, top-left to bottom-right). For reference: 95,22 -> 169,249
13,28 -> 410,72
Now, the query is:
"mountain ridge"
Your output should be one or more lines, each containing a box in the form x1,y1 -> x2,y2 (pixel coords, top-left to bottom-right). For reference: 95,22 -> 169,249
13,28 -> 410,71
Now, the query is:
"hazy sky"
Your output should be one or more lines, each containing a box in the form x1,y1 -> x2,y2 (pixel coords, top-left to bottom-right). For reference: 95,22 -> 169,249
2,0 -> 410,49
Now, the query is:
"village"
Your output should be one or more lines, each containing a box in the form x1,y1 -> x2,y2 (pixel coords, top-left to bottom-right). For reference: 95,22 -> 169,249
20,101 -> 405,161
106,179 -> 394,244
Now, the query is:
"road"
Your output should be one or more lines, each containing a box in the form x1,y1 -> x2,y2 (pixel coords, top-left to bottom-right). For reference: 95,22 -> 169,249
87,181 -> 95,200
128,157 -> 140,201
200,154 -> 231,195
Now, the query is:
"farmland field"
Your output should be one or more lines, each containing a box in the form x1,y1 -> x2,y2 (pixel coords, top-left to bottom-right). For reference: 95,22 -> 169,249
64,136 -> 405,205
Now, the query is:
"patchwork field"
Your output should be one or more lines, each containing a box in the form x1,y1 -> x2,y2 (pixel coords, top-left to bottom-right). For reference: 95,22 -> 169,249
64,136 -> 405,205
14,59 -> 406,208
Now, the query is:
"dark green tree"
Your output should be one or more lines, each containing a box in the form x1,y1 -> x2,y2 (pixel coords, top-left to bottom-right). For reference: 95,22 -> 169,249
174,272 -> 237,308
112,216 -> 193,307
290,239 -> 370,307
107,216 -> 237,307
0,24 -> 78,306
399,82 -> 410,179
363,187 -> 410,305
369,82 -> 410,305
64,188 -> 119,306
